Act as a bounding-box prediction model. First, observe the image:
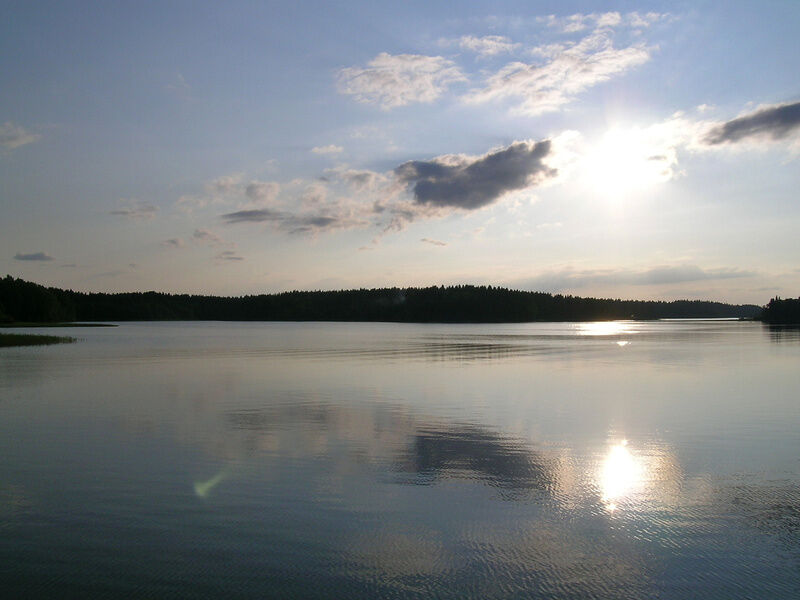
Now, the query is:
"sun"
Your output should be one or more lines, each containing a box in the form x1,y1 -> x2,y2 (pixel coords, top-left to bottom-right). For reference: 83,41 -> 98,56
582,127 -> 675,202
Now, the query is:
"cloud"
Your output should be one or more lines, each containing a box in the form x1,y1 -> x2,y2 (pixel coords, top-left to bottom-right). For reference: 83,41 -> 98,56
452,35 -> 519,56
220,207 -> 366,235
206,174 -> 244,196
192,228 -> 225,246
421,238 -> 447,246
221,208 -> 282,224
395,140 -> 556,210
244,180 -> 280,205
513,265 -> 757,292
14,251 -> 54,261
311,144 -> 344,155
0,121 -> 40,150
541,11 -> 666,33
166,73 -> 191,97
110,200 -> 158,220
215,250 -> 244,261
323,167 -> 387,192
542,12 -> 622,33
161,238 -> 184,248
466,29 -> 651,115
703,102 -> 800,145
337,53 -> 465,109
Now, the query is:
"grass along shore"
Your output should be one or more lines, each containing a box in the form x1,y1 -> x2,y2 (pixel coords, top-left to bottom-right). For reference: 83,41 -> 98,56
0,333 -> 76,347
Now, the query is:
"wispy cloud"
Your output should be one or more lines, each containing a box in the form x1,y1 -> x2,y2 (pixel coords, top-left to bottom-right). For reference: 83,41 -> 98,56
110,200 -> 158,220
220,207 -> 365,234
337,53 -> 465,109
449,35 -> 519,57
703,102 -> 800,145
244,180 -> 280,206
465,29 -> 651,116
161,238 -> 184,248
540,11 -> 667,33
0,121 -> 40,150
311,144 -> 344,155
192,228 -> 225,246
214,250 -> 244,261
14,251 -> 54,261
421,238 -> 447,246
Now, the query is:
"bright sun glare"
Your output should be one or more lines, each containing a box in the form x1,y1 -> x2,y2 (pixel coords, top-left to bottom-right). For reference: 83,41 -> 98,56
600,440 -> 643,511
583,128 -> 673,201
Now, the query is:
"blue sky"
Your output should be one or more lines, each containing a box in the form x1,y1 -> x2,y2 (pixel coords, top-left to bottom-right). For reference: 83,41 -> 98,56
2,0 -> 799,303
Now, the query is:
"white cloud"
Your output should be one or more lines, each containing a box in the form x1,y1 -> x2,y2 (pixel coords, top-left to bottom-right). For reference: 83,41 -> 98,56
0,121 -> 40,150
337,52 -> 465,109
311,144 -> 344,155
542,11 -> 665,33
465,29 -> 651,116
454,35 -> 519,57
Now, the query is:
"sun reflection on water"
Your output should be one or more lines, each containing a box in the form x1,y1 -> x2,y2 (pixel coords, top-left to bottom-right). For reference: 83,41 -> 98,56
576,321 -> 634,337
600,440 -> 643,511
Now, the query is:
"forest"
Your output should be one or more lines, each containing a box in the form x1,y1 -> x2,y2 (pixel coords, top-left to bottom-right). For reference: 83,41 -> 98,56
0,275 -> 771,324
760,297 -> 800,324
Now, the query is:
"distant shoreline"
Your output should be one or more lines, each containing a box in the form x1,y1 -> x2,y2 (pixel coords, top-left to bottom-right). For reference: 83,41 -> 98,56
1,276 -> 766,324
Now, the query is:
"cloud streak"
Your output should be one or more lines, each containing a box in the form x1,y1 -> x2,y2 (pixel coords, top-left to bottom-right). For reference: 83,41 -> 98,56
311,144 -> 344,155
220,208 -> 365,235
14,252 -> 54,261
110,201 -> 158,220
703,102 -> 800,145
453,35 -> 519,56
337,53 -> 465,109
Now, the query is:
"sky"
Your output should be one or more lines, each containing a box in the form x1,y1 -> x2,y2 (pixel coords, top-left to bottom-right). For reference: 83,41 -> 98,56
1,0 -> 799,304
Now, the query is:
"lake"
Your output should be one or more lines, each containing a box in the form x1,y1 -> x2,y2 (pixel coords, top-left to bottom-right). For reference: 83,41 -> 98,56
1,320 -> 799,598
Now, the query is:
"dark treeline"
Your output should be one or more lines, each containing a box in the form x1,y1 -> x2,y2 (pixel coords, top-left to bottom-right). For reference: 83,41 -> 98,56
1,275 -> 764,324
761,297 -> 800,324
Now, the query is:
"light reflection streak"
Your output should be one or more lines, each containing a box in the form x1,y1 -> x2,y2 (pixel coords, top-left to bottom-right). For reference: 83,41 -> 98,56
576,321 -> 635,337
194,468 -> 230,499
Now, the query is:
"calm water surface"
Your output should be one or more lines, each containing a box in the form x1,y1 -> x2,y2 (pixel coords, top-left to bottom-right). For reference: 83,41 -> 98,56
1,320 -> 799,598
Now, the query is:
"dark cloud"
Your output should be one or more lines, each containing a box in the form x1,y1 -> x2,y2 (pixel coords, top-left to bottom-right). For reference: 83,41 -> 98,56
215,250 -> 244,261
221,208 -> 357,235
14,252 -> 54,261
192,228 -> 224,245
221,209 -> 283,224
395,140 -> 555,210
110,201 -> 158,220
244,180 -> 279,204
421,238 -> 447,246
161,238 -> 184,248
704,102 -> 800,145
